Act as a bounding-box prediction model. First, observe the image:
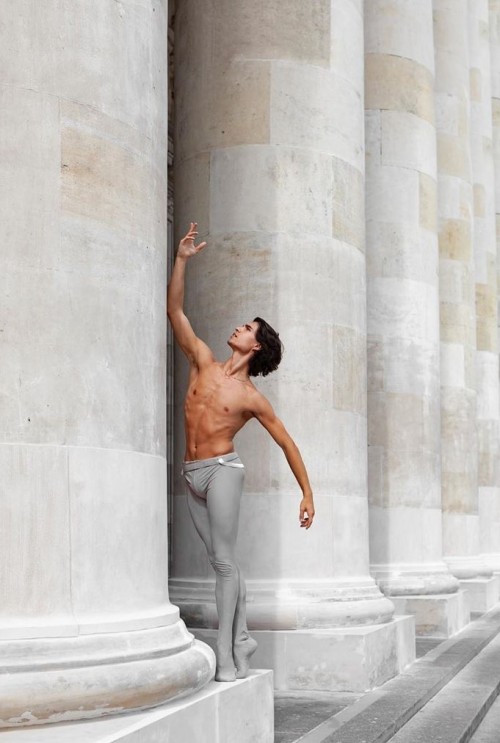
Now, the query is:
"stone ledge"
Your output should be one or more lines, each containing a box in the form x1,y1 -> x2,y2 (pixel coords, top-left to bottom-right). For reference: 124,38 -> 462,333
0,670 -> 273,743
391,589 -> 470,637
193,615 -> 415,693
459,576 -> 500,612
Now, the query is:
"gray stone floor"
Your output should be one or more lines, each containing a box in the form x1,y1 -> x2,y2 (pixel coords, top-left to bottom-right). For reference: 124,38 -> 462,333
274,690 -> 361,743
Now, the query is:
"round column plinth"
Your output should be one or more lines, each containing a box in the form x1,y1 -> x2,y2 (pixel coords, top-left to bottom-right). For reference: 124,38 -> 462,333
371,563 -> 460,596
170,578 -> 395,629
444,555 -> 493,580
0,621 -> 215,728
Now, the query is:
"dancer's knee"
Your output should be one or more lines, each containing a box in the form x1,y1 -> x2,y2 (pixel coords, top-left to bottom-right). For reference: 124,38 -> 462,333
212,556 -> 238,579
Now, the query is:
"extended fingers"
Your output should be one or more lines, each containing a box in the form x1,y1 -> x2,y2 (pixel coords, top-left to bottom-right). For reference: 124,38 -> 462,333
186,221 -> 198,239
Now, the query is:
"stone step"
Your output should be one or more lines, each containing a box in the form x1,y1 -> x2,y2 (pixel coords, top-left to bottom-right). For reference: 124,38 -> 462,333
298,605 -> 500,743
388,631 -> 500,742
469,691 -> 500,742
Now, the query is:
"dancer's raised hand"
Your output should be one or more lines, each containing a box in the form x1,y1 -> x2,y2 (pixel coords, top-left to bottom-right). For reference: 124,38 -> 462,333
177,222 -> 207,259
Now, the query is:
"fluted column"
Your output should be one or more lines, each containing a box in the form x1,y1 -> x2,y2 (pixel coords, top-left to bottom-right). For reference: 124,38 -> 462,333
365,0 -> 461,631
171,0 -> 412,691
470,0 -> 500,572
434,0 -> 485,580
0,0 -> 214,728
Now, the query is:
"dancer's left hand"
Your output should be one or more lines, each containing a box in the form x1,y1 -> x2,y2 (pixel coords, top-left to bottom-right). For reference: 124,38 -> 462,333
300,496 -> 315,529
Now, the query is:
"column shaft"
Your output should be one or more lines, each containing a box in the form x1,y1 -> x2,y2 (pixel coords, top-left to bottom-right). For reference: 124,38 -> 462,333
171,0 -> 413,692
365,0 -> 460,612
0,0 -> 213,727
470,0 -> 500,571
434,0 -> 484,580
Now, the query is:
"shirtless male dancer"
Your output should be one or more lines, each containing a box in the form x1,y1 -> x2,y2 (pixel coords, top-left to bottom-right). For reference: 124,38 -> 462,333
167,222 -> 315,682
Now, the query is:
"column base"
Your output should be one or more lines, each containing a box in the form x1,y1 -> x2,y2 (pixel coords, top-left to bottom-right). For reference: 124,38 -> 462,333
458,576 -> 500,612
0,623 -> 215,728
0,671 -> 273,743
170,577 -> 396,628
444,554 -> 492,580
391,589 -> 470,637
192,615 -> 415,693
481,554 -> 500,572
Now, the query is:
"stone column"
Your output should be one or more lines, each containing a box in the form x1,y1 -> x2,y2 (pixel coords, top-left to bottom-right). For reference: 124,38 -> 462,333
0,0 -> 214,728
470,0 -> 500,575
171,0 -> 414,692
365,0 -> 466,636
434,0 -> 496,611
494,3 -> 500,540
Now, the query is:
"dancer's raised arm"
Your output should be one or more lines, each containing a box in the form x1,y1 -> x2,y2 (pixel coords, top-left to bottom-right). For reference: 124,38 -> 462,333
167,222 -> 212,368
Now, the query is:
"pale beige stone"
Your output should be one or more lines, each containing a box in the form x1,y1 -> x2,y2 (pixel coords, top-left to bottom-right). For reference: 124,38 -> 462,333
438,219 -> 471,261
369,391 -> 440,455
470,67 -> 483,102
209,145 -> 333,236
437,134 -> 469,178
464,344 -> 477,391
175,59 -> 271,162
210,0 -> 331,66
492,96 -> 500,127
476,283 -> 497,320
332,158 -> 364,250
0,87 -> 60,269
419,172 -> 437,231
0,0 -> 35,87
459,181 -> 474,220
382,448 -> 441,509
367,223 -> 438,285
331,327 -> 366,415
381,111 -> 436,178
457,98 -> 469,138
365,54 -> 434,123
174,153 -> 210,244
364,0 -> 435,70
476,316 -> 498,352
61,125 -> 155,242
442,472 -> 478,513
368,391 -> 386,447
33,0 -> 161,136
439,261 -> 468,304
487,253 -> 497,285
478,421 -> 500,485
367,339 -> 384,392
0,446 -> 71,617
440,302 -> 475,344
330,0 -> 364,91
270,63 -> 364,168
474,183 -> 486,216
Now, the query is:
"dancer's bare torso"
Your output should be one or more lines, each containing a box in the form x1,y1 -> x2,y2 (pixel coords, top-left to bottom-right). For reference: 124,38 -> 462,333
184,361 -> 258,461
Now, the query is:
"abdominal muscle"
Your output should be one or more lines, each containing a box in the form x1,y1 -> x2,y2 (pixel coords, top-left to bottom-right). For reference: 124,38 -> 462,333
184,363 -> 252,461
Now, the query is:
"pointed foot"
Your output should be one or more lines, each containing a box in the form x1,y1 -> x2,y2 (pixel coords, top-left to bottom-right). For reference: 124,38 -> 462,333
233,636 -> 258,679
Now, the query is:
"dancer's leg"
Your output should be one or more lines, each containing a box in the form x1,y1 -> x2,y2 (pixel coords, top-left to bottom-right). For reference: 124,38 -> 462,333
232,566 -> 258,678
185,460 -> 256,680
206,464 -> 244,681
186,483 -> 213,556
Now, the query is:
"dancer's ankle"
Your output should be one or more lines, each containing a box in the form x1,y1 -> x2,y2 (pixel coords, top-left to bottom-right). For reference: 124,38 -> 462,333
215,644 -> 237,682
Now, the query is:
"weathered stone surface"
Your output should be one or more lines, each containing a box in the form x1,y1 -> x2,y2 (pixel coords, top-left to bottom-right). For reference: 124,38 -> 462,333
365,54 -> 434,123
0,0 -> 215,726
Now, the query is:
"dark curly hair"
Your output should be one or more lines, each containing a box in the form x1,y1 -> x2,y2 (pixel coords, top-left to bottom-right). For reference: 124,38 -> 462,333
248,317 -> 284,377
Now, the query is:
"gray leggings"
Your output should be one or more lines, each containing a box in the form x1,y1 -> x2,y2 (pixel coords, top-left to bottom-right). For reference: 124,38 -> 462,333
182,453 -> 249,663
